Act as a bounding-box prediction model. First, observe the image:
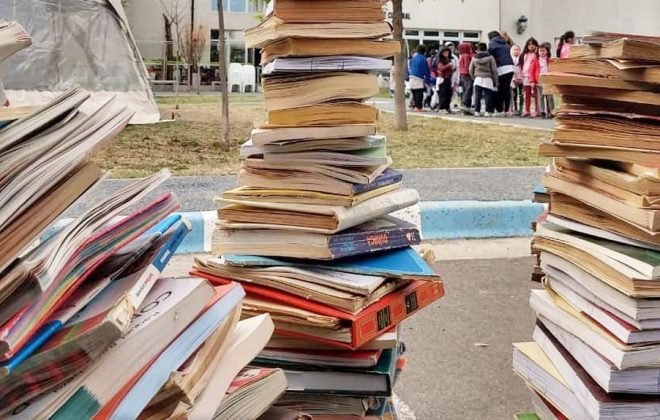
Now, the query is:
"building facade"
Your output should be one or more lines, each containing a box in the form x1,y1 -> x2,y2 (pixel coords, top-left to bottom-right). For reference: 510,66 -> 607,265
124,0 -> 660,84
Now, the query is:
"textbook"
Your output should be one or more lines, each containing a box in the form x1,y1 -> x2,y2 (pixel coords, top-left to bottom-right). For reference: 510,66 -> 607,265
263,56 -> 392,76
194,269 -> 444,350
245,17 -> 392,49
260,38 -> 400,64
265,0 -> 385,23
263,102 -> 379,128
217,188 -> 419,233
213,216 -> 422,260
262,73 -> 379,111
239,165 -> 402,196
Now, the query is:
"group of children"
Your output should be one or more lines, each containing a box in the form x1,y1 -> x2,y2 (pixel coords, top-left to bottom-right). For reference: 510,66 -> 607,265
407,30 -> 577,118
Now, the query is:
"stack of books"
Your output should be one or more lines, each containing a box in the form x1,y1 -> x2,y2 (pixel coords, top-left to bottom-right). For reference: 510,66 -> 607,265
188,1 -> 445,418
0,24 -> 280,420
513,34 -> 660,418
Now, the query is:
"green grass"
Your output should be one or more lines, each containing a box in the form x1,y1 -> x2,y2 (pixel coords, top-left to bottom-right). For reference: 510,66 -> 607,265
98,96 -> 549,178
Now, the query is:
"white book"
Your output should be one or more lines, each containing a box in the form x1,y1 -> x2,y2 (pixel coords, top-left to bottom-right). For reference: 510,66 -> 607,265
250,124 -> 377,146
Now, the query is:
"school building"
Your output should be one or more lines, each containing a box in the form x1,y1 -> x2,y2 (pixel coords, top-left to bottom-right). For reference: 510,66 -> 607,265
124,0 -> 660,84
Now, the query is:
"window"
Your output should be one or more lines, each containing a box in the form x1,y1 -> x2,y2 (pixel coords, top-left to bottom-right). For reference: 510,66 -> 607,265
230,44 -> 246,63
405,30 -> 419,36
463,31 -> 480,39
212,0 -> 260,12
424,31 -> 439,38
443,31 -> 459,38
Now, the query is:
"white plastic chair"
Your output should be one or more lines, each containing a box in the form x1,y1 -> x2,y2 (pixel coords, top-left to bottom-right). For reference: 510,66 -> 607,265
228,63 -> 243,93
241,64 -> 256,93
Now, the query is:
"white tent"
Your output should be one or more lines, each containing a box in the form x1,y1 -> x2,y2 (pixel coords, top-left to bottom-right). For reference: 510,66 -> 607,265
0,0 -> 159,124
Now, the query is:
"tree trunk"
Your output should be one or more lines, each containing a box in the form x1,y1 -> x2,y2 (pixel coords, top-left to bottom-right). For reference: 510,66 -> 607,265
217,0 -> 231,151
391,0 -> 407,131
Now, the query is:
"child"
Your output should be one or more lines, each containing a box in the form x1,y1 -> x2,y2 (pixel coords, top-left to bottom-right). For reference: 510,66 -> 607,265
435,46 -> 455,114
519,37 -> 540,117
469,42 -> 498,117
408,44 -> 431,112
458,42 -> 475,113
537,43 -> 554,118
556,31 -> 576,59
509,44 -> 523,116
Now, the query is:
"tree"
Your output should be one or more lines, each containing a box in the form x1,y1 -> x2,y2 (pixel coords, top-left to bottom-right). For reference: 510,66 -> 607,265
182,24 -> 208,90
391,0 -> 407,131
216,0 -> 230,151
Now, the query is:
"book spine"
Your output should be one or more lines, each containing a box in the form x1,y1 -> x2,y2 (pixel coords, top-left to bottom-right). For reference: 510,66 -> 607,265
351,171 -> 403,194
328,227 -> 421,259
352,281 -> 445,348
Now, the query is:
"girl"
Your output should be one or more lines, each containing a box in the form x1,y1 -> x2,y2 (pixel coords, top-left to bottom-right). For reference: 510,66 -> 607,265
556,30 -> 576,59
509,44 -> 523,116
519,37 -> 540,117
469,42 -> 498,117
435,46 -> 454,114
537,43 -> 555,118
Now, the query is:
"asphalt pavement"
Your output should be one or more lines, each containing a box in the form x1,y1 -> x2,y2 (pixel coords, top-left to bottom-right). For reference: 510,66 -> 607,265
64,167 -> 544,217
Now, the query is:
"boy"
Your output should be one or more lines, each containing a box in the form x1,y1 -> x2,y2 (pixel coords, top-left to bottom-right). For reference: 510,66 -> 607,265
469,43 -> 499,117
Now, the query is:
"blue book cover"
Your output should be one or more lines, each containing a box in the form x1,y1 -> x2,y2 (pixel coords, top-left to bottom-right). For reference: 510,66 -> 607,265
351,169 -> 402,195
224,246 -> 439,281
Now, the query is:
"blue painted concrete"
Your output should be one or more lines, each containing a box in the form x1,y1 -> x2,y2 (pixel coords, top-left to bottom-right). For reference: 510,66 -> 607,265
420,200 -> 544,240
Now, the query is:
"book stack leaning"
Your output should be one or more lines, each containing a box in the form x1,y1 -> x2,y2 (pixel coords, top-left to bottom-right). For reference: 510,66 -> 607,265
512,33 -> 660,419
0,21 -> 279,420
189,1 -> 445,418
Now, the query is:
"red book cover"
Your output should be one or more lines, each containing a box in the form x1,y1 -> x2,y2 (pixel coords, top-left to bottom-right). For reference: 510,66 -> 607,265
192,270 -> 444,349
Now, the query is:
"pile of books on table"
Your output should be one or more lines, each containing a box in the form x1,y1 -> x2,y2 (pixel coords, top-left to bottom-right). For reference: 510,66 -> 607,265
188,1 -> 445,418
513,33 -> 660,419
0,23 -> 280,420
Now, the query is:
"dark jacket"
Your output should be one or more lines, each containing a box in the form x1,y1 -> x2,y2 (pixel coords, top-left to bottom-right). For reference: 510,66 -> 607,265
409,52 -> 430,82
469,52 -> 499,87
488,35 -> 514,68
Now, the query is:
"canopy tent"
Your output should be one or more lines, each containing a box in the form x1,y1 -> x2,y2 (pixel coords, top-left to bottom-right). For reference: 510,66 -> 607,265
0,0 -> 159,124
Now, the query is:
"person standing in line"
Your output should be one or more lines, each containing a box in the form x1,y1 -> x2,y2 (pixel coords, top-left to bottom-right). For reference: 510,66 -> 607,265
444,42 -> 460,109
500,31 -> 514,47
519,37 -> 540,117
435,46 -> 455,114
537,42 -> 555,118
488,31 -> 515,116
408,44 -> 430,112
469,42 -> 498,117
458,41 -> 475,114
556,30 -> 576,59
509,44 -> 523,116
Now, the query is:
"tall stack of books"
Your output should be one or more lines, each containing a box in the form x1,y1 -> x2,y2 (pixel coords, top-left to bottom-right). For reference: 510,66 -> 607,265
189,1 -> 445,418
513,34 -> 660,418
0,23 -> 280,420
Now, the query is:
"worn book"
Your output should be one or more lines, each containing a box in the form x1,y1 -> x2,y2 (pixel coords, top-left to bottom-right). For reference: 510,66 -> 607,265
220,183 -> 401,208
241,135 -> 386,156
258,348 -> 381,369
0,20 -> 31,63
239,165 -> 401,196
261,38 -> 400,64
263,56 -> 392,76
549,58 -> 660,85
548,84 -> 660,107
212,367 -> 287,420
265,0 -> 385,23
569,38 -> 660,62
194,269 -> 444,350
213,216 -> 421,260
250,124 -> 377,146
0,105 -> 40,127
263,102 -> 379,128
217,188 -> 419,233
540,143 -> 660,166
267,330 -> 398,351
541,72 -> 656,92
248,143 -> 390,168
262,73 -> 379,111
245,16 -> 391,49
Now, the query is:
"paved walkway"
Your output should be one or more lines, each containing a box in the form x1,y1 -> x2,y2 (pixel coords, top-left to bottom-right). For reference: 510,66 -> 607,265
371,99 -> 556,131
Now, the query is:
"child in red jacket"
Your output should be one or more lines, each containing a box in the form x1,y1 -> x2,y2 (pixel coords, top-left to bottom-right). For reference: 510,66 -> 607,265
519,37 -> 540,117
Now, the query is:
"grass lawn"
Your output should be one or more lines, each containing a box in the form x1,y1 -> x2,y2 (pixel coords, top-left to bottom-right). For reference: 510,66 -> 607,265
98,95 -> 550,178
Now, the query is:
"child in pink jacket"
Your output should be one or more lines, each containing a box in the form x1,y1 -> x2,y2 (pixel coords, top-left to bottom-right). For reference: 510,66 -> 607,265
519,37 -> 540,117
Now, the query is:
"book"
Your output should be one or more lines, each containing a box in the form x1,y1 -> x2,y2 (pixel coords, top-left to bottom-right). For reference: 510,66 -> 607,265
220,183 -> 401,208
263,56 -> 392,76
0,216 -> 189,409
194,269 -> 444,350
245,17 -> 392,49
240,158 -> 392,192
257,145 -> 390,168
541,72 -> 654,92
267,330 -> 398,351
258,348 -> 382,369
548,85 -> 660,107
194,257 -> 402,314
241,135 -> 386,156
274,393 -> 376,416
212,216 -> 422,260
540,143 -> 660,166
105,283 -> 246,419
263,102 -> 379,128
239,166 -> 402,197
184,314 -> 275,419
543,172 -> 660,232
3,277 -> 215,419
250,124 -> 377,146
549,58 -> 660,85
223,246 -> 441,282
262,73 -> 379,111
569,38 -> 660,62
0,20 -> 31,63
548,195 -> 660,249
261,38 -> 400,64
256,348 -> 396,397
212,367 -> 287,420
217,188 -> 419,233
0,105 -> 40,127
559,94 -> 660,121
265,0 -> 385,23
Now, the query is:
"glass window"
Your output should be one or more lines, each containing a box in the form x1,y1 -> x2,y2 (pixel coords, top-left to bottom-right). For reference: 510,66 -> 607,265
230,44 -> 246,63
424,31 -> 439,38
230,0 -> 246,12
405,30 -> 419,37
463,31 -> 480,39
247,0 -> 259,12
443,31 -> 459,38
